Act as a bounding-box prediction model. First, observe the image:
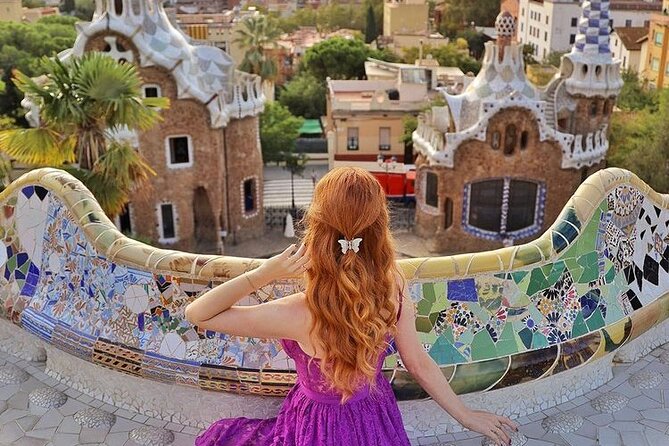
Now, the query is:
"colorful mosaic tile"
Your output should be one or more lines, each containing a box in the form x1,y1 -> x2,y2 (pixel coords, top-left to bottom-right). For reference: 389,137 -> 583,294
0,168 -> 668,399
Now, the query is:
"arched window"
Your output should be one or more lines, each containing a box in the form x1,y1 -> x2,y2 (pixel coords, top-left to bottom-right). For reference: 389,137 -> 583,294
425,172 -> 439,208
491,131 -> 501,150
520,131 -> 529,150
504,125 -> 517,155
464,179 -> 544,240
444,197 -> 453,229
590,100 -> 598,117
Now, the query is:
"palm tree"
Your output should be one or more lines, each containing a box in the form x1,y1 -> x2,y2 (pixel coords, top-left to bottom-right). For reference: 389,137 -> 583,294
235,15 -> 281,81
0,52 -> 169,217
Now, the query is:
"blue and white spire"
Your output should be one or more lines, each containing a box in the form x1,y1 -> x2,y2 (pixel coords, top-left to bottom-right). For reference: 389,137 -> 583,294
560,0 -> 622,97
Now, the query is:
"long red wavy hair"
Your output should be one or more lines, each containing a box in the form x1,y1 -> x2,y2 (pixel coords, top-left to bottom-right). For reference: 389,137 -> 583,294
301,167 -> 402,402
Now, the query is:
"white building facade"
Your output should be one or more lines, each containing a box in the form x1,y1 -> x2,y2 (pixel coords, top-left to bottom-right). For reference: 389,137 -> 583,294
517,0 -> 659,61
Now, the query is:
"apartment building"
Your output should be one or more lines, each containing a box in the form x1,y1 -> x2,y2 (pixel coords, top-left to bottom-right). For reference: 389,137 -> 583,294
517,0 -> 659,61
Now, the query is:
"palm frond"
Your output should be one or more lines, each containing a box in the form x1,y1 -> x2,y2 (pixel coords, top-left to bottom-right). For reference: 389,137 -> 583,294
0,128 -> 75,166
93,140 -> 155,195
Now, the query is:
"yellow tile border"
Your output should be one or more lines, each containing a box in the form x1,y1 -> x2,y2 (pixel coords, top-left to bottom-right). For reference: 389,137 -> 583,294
3,167 -> 667,281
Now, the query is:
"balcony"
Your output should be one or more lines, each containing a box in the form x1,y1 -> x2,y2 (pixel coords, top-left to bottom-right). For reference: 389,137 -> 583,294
379,144 -> 391,151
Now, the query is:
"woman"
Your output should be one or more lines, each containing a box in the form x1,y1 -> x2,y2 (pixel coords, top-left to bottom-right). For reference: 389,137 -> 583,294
185,167 -> 517,446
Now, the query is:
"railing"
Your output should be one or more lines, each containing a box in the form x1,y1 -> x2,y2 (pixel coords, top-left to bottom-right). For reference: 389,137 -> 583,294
2,167 -> 669,429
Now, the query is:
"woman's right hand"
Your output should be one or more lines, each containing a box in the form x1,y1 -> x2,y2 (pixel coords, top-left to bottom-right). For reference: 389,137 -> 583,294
459,409 -> 518,446
253,244 -> 310,283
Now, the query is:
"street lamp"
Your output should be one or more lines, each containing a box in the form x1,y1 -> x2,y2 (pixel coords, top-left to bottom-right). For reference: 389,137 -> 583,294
377,154 -> 397,195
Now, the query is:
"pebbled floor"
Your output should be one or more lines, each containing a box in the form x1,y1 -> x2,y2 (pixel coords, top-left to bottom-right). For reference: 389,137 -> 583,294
1,345 -> 669,446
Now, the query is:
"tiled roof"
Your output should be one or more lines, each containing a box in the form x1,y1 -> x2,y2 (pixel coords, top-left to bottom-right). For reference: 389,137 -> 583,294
614,27 -> 649,50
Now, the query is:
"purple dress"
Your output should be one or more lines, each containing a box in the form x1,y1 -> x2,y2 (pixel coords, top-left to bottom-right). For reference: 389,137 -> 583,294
195,336 -> 411,446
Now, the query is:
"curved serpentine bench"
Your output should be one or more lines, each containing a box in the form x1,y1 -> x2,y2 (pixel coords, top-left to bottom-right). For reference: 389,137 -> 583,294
1,167 -> 668,436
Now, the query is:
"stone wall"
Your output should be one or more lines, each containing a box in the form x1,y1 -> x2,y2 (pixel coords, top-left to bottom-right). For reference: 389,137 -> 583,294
83,32 -> 264,252
415,107 -> 605,254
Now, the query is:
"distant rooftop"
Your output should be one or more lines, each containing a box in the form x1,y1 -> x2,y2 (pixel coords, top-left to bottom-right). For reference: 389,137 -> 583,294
613,26 -> 649,50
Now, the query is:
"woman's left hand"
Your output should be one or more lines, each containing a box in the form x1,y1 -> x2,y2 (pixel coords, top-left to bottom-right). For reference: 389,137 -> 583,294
459,409 -> 518,446
252,244 -> 310,283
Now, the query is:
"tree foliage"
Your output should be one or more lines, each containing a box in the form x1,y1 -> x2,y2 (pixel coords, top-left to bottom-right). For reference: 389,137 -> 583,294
364,4 -> 378,44
235,15 -> 281,80
402,43 -> 481,74
277,73 -> 326,119
301,36 -> 373,81
608,89 -> 668,192
275,0 -> 382,35
0,53 -> 168,216
0,16 -> 78,121
259,102 -> 304,163
438,0 -> 500,37
617,70 -> 658,112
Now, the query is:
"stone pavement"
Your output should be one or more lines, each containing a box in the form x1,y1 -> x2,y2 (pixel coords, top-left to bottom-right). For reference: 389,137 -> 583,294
2,343 -> 669,445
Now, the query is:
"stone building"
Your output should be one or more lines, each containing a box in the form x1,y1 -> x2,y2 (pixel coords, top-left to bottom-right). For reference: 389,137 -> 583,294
58,0 -> 265,253
325,58 -> 467,171
0,0 -> 22,22
641,0 -> 669,88
412,7 -> 623,253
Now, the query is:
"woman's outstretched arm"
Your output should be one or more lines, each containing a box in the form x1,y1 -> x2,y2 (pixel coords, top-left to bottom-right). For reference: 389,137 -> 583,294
393,281 -> 518,446
184,244 -> 310,339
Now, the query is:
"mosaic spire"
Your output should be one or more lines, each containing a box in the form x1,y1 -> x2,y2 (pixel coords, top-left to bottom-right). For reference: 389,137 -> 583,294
560,0 -> 622,97
573,0 -> 612,56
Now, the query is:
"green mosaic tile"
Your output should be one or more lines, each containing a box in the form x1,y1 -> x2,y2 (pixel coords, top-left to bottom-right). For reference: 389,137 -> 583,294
415,316 -> 433,333
571,311 -> 589,338
442,326 -> 454,344
429,336 -> 466,364
545,261 -> 565,288
417,297 -> 434,315
586,307 -> 605,331
419,331 -> 438,345
471,328 -> 497,361
496,323 -> 522,356
458,329 -> 474,345
576,252 -> 599,283
518,327 -> 532,349
428,311 -> 441,327
604,265 -> 616,284
434,282 -> 447,306
527,268 -> 549,296
531,331 -> 549,349
604,300 -> 625,324
511,271 -> 529,284
422,283 -> 436,304
384,355 -> 398,368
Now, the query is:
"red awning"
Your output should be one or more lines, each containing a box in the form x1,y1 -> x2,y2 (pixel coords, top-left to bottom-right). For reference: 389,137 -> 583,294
406,171 -> 416,180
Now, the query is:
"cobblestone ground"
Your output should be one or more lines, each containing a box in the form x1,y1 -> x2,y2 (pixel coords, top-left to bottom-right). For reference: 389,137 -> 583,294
1,345 -> 669,446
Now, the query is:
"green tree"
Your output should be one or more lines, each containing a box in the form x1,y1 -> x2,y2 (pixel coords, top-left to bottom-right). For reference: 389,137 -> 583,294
278,73 -> 326,119
542,51 -> 567,68
23,0 -> 46,7
0,53 -> 169,216
522,44 -> 536,66
402,43 -> 481,74
400,115 -> 418,146
302,37 -> 371,81
617,70 -> 658,112
438,0 -> 500,37
73,0 -> 95,20
259,102 -> 304,163
235,15 -> 281,80
608,89 -> 669,192
0,16 -> 78,121
364,4 -> 378,44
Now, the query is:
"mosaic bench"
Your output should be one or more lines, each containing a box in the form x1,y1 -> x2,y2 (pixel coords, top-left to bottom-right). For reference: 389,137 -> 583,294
1,167 -> 668,435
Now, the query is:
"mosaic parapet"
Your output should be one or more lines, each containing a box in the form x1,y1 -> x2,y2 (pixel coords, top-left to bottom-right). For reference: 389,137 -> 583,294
0,167 -> 668,401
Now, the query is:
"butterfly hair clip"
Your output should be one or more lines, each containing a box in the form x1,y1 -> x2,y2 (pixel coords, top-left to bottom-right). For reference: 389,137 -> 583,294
338,238 -> 362,254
